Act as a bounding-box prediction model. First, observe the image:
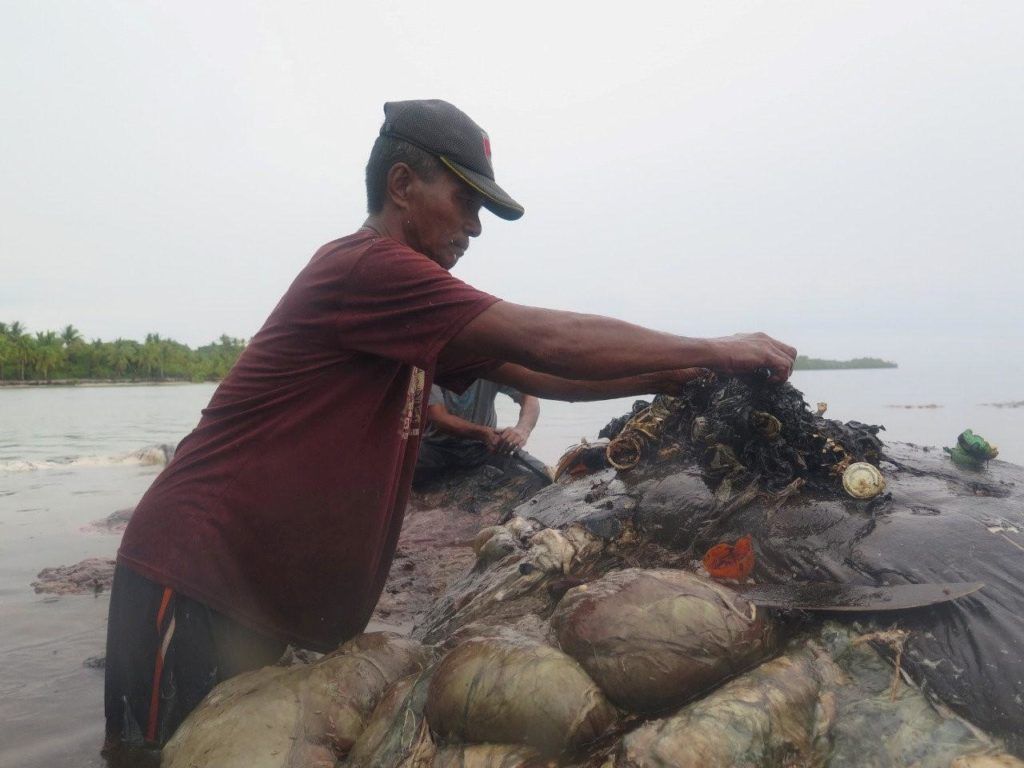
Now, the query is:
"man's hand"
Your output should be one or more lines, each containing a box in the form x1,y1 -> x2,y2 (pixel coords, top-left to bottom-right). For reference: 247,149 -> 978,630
709,333 -> 797,382
496,425 -> 531,454
480,428 -> 505,453
655,367 -> 713,395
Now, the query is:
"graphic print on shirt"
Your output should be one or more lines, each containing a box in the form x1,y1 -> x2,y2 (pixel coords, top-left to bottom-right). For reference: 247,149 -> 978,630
399,367 -> 425,439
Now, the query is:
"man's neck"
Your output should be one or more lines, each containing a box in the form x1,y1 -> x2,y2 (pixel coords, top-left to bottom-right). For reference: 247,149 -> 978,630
362,213 -> 404,244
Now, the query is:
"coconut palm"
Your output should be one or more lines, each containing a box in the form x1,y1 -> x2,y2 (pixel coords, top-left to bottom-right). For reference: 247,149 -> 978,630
0,333 -> 11,381
60,324 -> 82,347
6,321 -> 32,380
107,339 -> 141,379
33,331 -> 65,381
142,333 -> 166,379
82,339 -> 99,378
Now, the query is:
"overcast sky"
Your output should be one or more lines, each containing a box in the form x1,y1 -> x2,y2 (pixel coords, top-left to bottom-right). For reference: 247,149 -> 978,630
2,1 -> 1021,366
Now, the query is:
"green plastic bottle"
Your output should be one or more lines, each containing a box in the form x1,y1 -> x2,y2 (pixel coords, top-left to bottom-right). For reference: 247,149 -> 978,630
944,429 -> 998,469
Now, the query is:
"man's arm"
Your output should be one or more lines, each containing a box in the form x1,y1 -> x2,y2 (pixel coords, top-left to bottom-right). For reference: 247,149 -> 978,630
489,363 -> 709,402
496,393 -> 540,452
426,403 -> 502,452
443,301 -> 797,383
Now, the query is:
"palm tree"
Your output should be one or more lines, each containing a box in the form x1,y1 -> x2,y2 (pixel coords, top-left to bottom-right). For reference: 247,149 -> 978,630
142,333 -> 164,379
88,338 -> 105,378
107,339 -> 141,379
157,336 -> 172,379
60,324 -> 82,347
161,338 -> 189,379
7,322 -> 31,380
19,336 -> 38,381
33,331 -> 65,381
59,325 -> 86,378
0,333 -> 11,381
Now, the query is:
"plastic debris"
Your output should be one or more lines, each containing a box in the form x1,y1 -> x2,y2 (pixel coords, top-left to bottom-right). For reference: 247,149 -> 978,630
945,429 -> 999,470
551,568 -> 775,714
598,377 -> 885,501
615,643 -> 842,768
606,396 -> 681,471
841,462 -> 886,499
702,534 -> 756,580
425,631 -> 617,756
162,633 -> 430,768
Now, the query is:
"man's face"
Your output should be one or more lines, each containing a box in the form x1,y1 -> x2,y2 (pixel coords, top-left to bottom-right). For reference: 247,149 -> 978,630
404,169 -> 483,271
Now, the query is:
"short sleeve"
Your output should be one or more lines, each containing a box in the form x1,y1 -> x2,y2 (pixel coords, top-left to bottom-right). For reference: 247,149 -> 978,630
434,355 -> 502,395
497,384 -> 523,403
428,385 -> 445,407
332,240 -> 500,370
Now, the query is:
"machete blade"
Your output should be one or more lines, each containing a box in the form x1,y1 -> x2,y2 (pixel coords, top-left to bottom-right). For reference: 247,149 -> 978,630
738,581 -> 984,612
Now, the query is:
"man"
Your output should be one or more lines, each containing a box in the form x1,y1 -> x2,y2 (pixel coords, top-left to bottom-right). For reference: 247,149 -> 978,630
105,99 -> 797,751
414,380 -> 545,487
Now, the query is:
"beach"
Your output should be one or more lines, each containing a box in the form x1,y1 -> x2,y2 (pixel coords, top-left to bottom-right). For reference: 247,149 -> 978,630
2,364 -> 1022,766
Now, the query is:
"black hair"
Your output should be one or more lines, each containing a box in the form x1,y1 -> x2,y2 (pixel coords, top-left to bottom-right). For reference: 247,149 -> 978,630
365,135 -> 443,214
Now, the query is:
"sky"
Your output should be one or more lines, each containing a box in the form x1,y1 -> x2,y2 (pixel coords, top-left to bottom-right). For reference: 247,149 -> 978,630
2,0 -> 1022,367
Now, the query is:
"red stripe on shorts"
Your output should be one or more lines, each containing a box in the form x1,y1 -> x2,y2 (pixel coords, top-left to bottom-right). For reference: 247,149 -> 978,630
145,587 -> 175,742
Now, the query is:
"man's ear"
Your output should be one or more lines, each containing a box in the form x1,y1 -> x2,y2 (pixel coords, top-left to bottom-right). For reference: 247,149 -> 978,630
386,162 -> 414,211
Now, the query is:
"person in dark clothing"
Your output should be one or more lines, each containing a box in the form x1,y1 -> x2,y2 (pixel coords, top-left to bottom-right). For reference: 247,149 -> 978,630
414,379 -> 546,486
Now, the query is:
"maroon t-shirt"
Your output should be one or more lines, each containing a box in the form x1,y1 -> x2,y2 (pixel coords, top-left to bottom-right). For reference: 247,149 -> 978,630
118,229 -> 499,651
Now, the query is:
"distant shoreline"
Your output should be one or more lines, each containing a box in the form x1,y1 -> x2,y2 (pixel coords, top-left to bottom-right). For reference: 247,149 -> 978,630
0,378 -> 203,389
1,359 -> 901,389
794,356 -> 897,371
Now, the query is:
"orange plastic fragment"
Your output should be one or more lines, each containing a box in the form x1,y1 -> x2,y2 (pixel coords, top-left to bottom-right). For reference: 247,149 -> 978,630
702,534 -> 755,581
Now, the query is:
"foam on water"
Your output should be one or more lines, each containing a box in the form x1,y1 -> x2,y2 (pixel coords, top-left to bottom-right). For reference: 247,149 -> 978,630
0,444 -> 174,473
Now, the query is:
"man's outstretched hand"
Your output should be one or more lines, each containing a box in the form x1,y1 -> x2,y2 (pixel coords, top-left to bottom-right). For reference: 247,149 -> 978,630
656,367 -> 713,395
708,333 -> 797,382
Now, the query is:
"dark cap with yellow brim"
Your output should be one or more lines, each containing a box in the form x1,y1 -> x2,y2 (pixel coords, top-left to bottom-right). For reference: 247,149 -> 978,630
380,99 -> 525,221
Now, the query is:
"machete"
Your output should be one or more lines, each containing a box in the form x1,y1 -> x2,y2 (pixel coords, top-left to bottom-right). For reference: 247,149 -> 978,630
505,448 -> 553,485
737,581 -> 984,612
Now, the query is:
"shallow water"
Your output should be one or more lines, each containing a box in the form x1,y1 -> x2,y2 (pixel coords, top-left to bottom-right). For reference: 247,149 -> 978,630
0,463 -> 156,767
1,364 -> 1021,766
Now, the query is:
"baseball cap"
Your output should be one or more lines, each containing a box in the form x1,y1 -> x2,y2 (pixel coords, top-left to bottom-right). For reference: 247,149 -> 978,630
380,99 -> 524,221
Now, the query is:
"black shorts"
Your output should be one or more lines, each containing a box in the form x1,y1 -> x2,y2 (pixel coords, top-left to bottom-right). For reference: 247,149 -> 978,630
103,563 -> 286,751
413,442 -> 549,488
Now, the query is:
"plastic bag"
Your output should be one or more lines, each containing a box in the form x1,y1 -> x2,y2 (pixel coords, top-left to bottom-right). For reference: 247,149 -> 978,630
425,630 -> 617,757
701,534 -> 755,580
550,568 -> 775,714
615,643 -> 841,767
162,632 -> 429,768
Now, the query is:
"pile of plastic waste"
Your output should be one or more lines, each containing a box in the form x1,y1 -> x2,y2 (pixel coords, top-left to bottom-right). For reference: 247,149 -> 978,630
601,375 -> 885,500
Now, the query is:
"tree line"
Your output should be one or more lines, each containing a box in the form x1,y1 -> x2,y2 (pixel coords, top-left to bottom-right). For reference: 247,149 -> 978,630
0,323 -> 900,383
0,322 -> 246,383
794,355 -> 897,370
